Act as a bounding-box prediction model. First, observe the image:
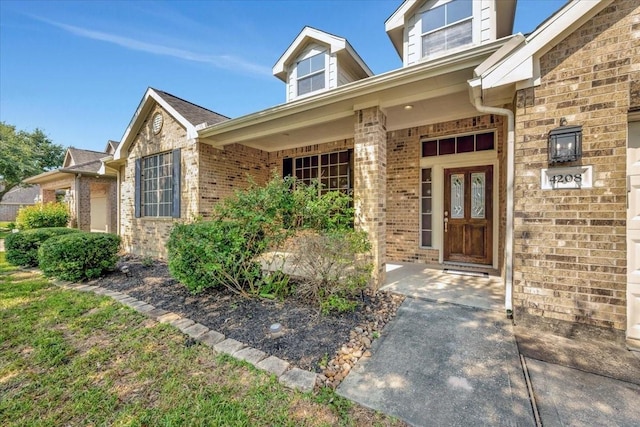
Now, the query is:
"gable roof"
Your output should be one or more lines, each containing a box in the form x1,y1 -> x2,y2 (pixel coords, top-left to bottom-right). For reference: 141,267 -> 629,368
63,148 -> 108,168
385,0 -> 517,59
112,87 -> 229,162
272,26 -> 373,82
105,140 -> 119,155
474,0 -> 613,96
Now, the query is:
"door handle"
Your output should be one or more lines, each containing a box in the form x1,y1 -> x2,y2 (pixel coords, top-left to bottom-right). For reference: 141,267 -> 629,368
444,217 -> 449,233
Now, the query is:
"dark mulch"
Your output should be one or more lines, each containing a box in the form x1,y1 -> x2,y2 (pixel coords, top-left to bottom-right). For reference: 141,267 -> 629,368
88,256 -> 389,372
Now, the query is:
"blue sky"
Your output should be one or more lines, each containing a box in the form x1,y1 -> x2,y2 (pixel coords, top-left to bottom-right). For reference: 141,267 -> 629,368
0,0 -> 567,153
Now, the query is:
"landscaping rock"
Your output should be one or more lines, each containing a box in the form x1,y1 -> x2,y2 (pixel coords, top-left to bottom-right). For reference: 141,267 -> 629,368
279,367 -> 317,393
157,312 -> 181,324
234,347 -> 267,365
214,338 -> 245,355
183,323 -> 209,339
171,318 -> 195,332
198,330 -> 225,347
256,356 -> 290,377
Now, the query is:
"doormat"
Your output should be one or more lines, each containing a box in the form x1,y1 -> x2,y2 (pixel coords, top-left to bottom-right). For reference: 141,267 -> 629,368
443,269 -> 489,278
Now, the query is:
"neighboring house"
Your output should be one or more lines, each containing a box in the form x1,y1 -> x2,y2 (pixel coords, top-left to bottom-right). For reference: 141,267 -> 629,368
103,0 -> 640,348
0,185 -> 39,221
25,143 -> 119,232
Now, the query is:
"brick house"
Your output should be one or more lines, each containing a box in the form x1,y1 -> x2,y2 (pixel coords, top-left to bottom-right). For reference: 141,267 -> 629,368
103,0 -> 640,347
25,144 -> 118,233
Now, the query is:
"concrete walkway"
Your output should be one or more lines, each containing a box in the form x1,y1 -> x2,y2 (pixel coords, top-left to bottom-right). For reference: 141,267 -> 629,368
337,298 -> 535,426
339,263 -> 640,426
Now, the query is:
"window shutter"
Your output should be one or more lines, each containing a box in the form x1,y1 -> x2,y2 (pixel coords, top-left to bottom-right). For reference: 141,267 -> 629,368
347,149 -> 354,190
172,148 -> 181,218
134,158 -> 141,218
283,157 -> 293,178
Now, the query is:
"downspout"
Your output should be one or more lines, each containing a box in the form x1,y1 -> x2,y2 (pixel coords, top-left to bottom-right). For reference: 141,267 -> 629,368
469,78 -> 515,318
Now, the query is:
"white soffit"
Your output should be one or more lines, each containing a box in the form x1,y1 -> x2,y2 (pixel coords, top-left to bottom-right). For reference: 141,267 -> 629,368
479,0 -> 613,90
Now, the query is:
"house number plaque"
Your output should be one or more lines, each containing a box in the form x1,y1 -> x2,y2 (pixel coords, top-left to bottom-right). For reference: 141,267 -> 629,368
541,165 -> 592,190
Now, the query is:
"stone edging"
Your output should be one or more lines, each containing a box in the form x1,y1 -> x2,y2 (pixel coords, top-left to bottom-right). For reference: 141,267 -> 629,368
52,280 -> 318,393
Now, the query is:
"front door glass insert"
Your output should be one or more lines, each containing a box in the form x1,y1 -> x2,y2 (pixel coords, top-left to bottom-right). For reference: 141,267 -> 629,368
451,174 -> 464,218
471,172 -> 485,219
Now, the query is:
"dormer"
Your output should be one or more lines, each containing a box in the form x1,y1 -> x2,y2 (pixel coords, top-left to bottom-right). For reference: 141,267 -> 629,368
273,27 -> 373,102
385,0 -> 516,66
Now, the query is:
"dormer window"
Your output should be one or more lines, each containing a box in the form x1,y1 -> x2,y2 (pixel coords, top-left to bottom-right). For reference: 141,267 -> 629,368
297,52 -> 326,96
421,0 -> 472,58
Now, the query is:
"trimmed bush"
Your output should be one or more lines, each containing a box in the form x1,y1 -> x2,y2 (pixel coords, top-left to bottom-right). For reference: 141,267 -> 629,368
168,220 -> 267,294
38,232 -> 120,281
5,227 -> 80,266
16,202 -> 70,230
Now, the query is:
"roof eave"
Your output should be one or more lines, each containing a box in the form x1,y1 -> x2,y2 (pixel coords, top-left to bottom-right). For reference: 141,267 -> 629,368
201,36 -> 515,140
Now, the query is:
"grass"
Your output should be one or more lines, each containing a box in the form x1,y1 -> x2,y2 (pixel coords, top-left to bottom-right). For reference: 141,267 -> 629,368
0,221 -> 12,239
0,251 -> 403,427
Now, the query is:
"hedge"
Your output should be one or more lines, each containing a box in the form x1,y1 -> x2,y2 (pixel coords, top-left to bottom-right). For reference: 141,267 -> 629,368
16,202 -> 70,230
5,227 -> 80,267
38,232 -> 121,281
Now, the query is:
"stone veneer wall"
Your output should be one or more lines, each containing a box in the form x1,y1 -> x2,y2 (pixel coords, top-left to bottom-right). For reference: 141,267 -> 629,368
512,0 -> 639,332
386,115 -> 507,268
120,104 -> 201,258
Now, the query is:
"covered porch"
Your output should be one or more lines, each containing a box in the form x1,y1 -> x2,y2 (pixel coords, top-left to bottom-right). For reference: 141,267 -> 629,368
382,262 -> 504,312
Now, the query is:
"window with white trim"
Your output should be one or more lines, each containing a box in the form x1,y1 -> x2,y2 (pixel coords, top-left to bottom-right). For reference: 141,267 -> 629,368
142,151 -> 173,217
297,52 -> 325,96
293,150 -> 351,194
421,0 -> 473,58
421,168 -> 433,247
422,131 -> 494,157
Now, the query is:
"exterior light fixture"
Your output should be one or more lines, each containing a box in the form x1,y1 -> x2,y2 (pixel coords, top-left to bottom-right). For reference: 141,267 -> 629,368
404,105 -> 413,110
548,117 -> 582,164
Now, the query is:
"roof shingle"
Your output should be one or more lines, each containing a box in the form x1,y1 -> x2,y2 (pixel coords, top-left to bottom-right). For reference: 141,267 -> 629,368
152,88 -> 229,127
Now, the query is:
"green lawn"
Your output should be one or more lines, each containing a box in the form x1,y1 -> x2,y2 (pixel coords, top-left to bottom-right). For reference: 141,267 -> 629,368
0,251 -> 401,426
0,221 -> 12,239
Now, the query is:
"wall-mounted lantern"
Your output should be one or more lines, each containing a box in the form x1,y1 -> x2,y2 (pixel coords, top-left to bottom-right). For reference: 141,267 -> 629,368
548,118 -> 582,164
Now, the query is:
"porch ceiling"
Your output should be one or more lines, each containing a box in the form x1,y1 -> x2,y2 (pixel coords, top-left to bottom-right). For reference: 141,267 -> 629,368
198,38 -> 516,153
199,75 -> 475,152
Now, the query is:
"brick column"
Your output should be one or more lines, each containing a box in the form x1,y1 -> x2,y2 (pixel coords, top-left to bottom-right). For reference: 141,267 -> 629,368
354,106 -> 387,288
75,178 -> 91,231
42,189 -> 56,203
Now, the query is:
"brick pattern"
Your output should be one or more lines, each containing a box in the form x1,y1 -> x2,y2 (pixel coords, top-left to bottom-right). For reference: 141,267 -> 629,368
386,115 -> 506,267
198,143 -> 270,218
513,0 -> 639,331
37,175 -> 116,232
354,107 -> 387,286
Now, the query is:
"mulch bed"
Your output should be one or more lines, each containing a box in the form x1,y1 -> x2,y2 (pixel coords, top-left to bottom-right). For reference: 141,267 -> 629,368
88,255 -> 402,374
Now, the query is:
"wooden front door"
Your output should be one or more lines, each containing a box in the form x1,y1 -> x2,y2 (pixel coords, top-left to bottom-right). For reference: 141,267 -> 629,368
444,165 -> 493,265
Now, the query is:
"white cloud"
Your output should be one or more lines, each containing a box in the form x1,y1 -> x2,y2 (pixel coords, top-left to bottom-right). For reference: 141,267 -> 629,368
37,17 -> 271,77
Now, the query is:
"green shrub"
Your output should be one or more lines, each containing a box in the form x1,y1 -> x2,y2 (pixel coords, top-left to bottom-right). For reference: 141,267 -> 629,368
5,227 -> 80,266
16,202 -> 70,230
168,220 -> 267,294
38,232 -> 120,281
291,230 -> 372,314
168,172 -> 369,303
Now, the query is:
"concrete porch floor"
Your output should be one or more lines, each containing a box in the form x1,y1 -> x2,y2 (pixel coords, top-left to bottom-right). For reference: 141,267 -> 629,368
380,262 -> 505,312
